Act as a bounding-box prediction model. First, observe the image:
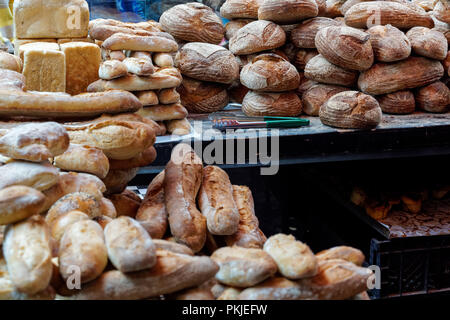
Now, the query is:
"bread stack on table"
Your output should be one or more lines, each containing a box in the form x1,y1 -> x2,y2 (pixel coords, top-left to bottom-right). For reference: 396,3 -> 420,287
159,3 -> 240,114
86,19 -> 192,136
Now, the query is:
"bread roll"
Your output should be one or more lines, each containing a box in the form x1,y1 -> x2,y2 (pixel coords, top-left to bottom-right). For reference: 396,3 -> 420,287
59,220 -> 108,284
242,91 -> 303,117
49,172 -> 106,202
406,26 -> 448,60
305,54 -> 358,86
109,146 -> 157,170
258,0 -> 319,24
175,43 -> 239,84
0,186 -> 46,225
53,144 -> 110,179
104,216 -> 156,273
291,17 -> 340,48
376,90 -> 416,114
136,171 -> 168,239
99,60 -> 128,80
225,19 -> 254,40
264,234 -> 318,279
99,198 -> 117,219
102,168 -> 139,195
198,166 -> 240,236
0,51 -> 22,72
153,53 -> 174,68
152,239 -> 194,256
302,84 -> 347,116
164,144 -> 206,253
108,190 -> 142,218
0,122 -> 69,162
158,88 -> 180,105
160,3 -> 224,44
229,20 -> 286,55
135,90 -> 159,106
416,81 -> 450,113
60,250 -> 218,300
178,77 -> 229,113
3,215 -> 52,294
367,25 -> 412,62
123,57 -> 155,76
102,33 -> 178,52
109,50 -> 127,61
92,215 -> 113,230
220,0 -> 262,20
137,103 -> 188,121
238,277 -> 315,300
211,246 -> 277,287
316,246 -> 365,266
0,161 -> 59,191
50,210 -> 89,247
240,54 -> 300,92
166,119 -> 191,136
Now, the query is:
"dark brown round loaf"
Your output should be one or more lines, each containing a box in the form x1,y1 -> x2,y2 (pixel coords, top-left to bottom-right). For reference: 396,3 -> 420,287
242,91 -> 303,116
178,77 -> 229,113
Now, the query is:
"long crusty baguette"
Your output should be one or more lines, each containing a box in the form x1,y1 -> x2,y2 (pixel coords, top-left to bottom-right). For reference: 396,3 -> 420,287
102,33 -> 178,52
137,103 -> 188,121
123,57 -> 155,76
0,161 -> 59,191
98,60 -> 128,80
0,89 -> 142,119
158,88 -> 180,104
0,186 -> 46,225
89,25 -> 162,41
87,68 -> 182,92
164,144 -> 206,253
61,250 -> 218,300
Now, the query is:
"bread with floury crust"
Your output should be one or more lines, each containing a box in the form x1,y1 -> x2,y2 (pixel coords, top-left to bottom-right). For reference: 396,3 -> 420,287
98,60 -> 128,80
0,161 -> 59,191
0,186 -> 46,225
102,33 -> 178,52
258,0 -> 319,24
220,0 -> 263,20
178,77 -> 229,113
305,54 -> 358,87
316,246 -> 365,266
242,91 -> 303,117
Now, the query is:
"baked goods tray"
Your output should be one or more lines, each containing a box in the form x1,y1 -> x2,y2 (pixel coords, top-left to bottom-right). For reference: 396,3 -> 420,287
301,169 -> 450,239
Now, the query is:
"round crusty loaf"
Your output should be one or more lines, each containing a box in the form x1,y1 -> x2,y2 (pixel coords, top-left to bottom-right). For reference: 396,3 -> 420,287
240,54 -> 300,92
367,25 -> 412,62
175,42 -> 239,84
406,27 -> 448,60
229,20 -> 286,55
302,84 -> 348,116
434,0 -> 450,24
305,54 -> 359,87
177,77 -> 229,113
225,19 -> 255,40
220,0 -> 262,20
242,91 -> 303,117
319,91 -> 382,129
376,90 -> 416,114
293,49 -> 318,70
258,0 -> 319,24
160,3 -> 224,44
290,17 -> 340,48
315,26 -> 374,71
416,81 -> 450,113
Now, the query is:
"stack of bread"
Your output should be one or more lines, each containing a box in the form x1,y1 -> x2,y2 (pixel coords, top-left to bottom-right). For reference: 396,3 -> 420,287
86,19 -> 192,136
159,3 -> 240,114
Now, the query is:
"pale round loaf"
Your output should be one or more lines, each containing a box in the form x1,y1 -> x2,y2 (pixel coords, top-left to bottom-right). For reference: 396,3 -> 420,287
258,0 -> 319,24
225,19 -> 255,40
229,20 -> 286,55
302,84 -> 348,116
175,42 -> 239,84
220,0 -> 263,20
178,77 -> 229,113
160,3 -> 224,44
290,17 -> 340,48
406,26 -> 448,60
304,54 -> 358,87
240,54 -> 300,92
367,25 -> 412,62
242,91 -> 303,116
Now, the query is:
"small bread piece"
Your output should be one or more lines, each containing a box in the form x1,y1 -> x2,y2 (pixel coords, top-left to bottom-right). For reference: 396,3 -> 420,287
220,0 -> 261,19
164,144 -> 206,253
53,144 -> 110,179
264,234 -> 318,280
258,0 -> 319,24
99,198 -> 117,218
0,51 -> 22,72
316,246 -> 365,266
152,239 -> 194,256
298,259 -> 372,300
50,210 -> 89,245
238,277 -> 315,300
123,57 -> 155,76
88,68 -> 182,92
0,186 -> 46,225
229,20 -> 286,55
135,91 -> 159,106
305,54 -> 358,87
367,25 -> 412,62
153,53 -> 174,67
158,88 -> 180,104
198,166 -> 240,236
224,185 -> 266,249
0,161 -> 59,191
0,122 -> 69,162
61,250 -> 218,300
137,104 -> 188,121
211,246 -> 277,287
3,215 -> 52,294
104,216 -> 156,273
178,77 -> 229,113
166,119 -> 191,136
99,60 -> 128,80
93,215 -> 113,229
136,171 -> 168,239
242,91 -> 303,117
103,33 -> 178,52
59,220 -> 108,284
109,146 -> 157,170
102,168 -> 139,195
46,192 -> 102,226
108,190 -> 142,218
156,121 -> 167,136
407,26 -> 448,60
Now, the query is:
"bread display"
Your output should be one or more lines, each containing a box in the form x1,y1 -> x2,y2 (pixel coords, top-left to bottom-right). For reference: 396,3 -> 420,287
367,25 -> 412,62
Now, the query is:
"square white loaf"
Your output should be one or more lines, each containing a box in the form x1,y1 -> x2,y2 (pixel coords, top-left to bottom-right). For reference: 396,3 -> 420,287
14,39 -> 57,56
18,42 -> 60,62
23,49 -> 66,92
14,0 -> 89,39
60,42 -> 101,95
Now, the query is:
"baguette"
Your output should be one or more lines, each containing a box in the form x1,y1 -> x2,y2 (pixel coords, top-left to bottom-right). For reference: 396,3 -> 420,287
198,166 -> 240,235
108,190 -> 141,218
123,57 -> 155,76
158,88 -> 180,104
153,53 -> 174,67
104,216 -> 157,273
135,90 -> 159,106
103,33 -> 178,52
164,144 -> 206,253
0,122 -> 69,162
89,25 -> 163,41
224,185 -> 266,249
0,161 -> 59,191
238,277 -> 315,300
62,250 -> 219,300
136,171 -> 168,239
316,246 -> 365,266
0,186 -> 46,225
109,146 -> 157,170
130,51 -> 152,61
53,144 -> 110,179
102,168 -> 139,195
166,119 -> 191,136
98,60 -> 128,80
59,220 -> 108,284
152,239 -> 194,256
137,103 -> 188,121
2,215 -> 53,294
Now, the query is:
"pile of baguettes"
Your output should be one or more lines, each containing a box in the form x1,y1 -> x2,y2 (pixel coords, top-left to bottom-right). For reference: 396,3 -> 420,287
0,139 -> 372,300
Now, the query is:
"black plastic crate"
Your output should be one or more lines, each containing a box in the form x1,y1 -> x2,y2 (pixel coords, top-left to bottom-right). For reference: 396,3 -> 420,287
370,236 -> 450,298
